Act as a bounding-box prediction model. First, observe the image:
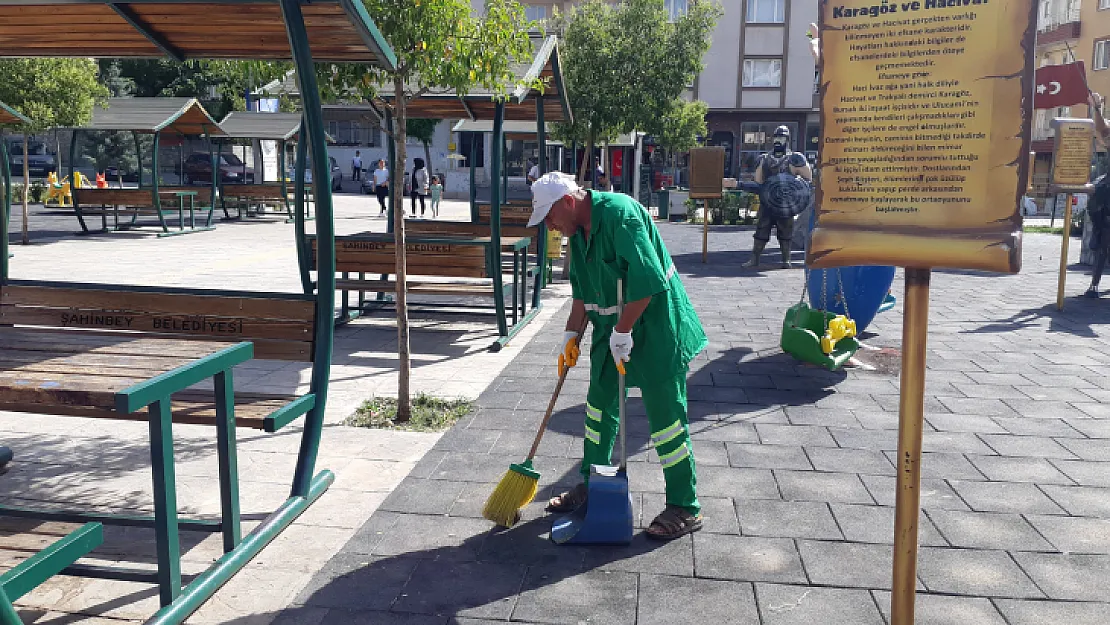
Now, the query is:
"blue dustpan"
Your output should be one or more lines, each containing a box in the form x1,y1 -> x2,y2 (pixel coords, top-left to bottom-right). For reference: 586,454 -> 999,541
552,280 -> 634,546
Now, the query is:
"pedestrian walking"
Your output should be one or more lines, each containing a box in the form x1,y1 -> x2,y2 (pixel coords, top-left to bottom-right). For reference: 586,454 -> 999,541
410,158 -> 429,216
351,151 -> 362,182
372,159 -> 389,215
528,172 -> 708,541
429,175 -> 443,218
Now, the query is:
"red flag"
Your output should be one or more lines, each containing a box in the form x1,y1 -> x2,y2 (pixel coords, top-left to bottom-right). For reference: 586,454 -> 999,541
1034,61 -> 1088,110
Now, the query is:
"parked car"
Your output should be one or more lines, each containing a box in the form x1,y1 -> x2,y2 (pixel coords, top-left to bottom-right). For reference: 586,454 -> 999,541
287,156 -> 342,192
181,152 -> 255,185
7,139 -> 56,178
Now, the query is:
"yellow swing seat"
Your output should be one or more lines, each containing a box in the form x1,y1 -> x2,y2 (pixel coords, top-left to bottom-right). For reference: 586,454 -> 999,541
780,302 -> 859,371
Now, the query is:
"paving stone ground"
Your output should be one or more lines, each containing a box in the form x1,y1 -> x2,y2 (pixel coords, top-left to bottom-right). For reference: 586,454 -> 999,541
267,221 -> 1110,625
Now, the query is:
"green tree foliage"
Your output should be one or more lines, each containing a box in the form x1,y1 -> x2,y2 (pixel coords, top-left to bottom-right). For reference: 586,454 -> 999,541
319,0 -> 538,421
0,59 -> 108,244
406,118 -> 439,172
100,59 -> 291,118
656,100 -> 707,156
552,0 -> 719,180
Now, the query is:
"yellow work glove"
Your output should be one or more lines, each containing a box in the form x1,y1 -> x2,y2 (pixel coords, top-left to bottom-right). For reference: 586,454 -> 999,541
558,330 -> 580,377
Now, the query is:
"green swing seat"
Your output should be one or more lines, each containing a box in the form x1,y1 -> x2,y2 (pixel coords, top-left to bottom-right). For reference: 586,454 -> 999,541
780,302 -> 860,371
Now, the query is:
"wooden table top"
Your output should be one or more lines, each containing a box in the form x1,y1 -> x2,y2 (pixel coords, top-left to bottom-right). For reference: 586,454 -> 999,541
0,328 -> 228,410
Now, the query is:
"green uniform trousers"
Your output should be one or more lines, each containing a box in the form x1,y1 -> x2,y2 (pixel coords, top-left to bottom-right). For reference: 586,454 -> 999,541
581,356 -> 700,516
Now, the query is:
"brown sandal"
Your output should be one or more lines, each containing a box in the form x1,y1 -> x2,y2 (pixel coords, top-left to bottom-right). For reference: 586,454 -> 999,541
546,483 -> 588,513
646,505 -> 703,541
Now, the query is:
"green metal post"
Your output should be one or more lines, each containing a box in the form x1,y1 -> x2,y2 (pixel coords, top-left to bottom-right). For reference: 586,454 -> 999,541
386,109 -> 395,235
294,129 -> 312,295
148,398 -> 181,606
0,589 -> 20,625
536,97 -> 548,289
213,370 -> 241,553
281,0 -> 335,498
469,133 -> 477,223
279,139 -> 290,218
134,131 -> 143,188
491,102 -> 508,338
207,129 -> 217,227
1,137 -> 9,281
152,132 -> 167,232
501,135 -> 508,200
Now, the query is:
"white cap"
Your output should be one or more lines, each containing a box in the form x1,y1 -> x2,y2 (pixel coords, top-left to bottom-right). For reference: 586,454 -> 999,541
528,172 -> 579,227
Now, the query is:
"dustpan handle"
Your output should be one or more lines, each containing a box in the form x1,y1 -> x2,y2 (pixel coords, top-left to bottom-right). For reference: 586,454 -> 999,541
618,279 -> 627,472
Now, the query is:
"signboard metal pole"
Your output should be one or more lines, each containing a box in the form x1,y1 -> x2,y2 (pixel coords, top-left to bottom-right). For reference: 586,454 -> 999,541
703,201 -> 709,264
891,267 -> 930,625
1058,194 -> 1074,311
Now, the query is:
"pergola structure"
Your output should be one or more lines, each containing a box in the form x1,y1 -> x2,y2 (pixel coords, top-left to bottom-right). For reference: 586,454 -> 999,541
0,102 -> 31,279
217,111 -> 304,221
0,1 -> 396,623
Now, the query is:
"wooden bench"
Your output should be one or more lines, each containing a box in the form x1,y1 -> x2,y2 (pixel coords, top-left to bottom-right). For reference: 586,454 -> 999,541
220,183 -> 313,223
73,187 -> 216,237
0,281 -> 315,430
405,219 -> 543,255
310,233 -> 538,350
477,202 -> 532,226
0,518 -> 102,621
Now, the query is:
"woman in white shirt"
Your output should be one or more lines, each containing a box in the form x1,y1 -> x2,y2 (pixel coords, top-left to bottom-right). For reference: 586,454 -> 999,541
372,159 -> 389,215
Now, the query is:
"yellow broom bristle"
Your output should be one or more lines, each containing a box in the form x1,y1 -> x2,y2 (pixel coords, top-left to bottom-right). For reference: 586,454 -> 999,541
482,469 -> 539,527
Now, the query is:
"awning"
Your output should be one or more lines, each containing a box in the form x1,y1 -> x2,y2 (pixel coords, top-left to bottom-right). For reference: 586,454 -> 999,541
373,36 -> 572,123
219,112 -> 303,141
0,102 -> 30,126
78,98 -> 226,136
0,0 -> 396,67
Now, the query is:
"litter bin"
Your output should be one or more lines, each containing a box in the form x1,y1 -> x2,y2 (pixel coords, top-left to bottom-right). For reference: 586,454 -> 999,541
656,188 -> 669,220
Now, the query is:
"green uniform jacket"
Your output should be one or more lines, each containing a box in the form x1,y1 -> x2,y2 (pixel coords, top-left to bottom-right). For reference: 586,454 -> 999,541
569,191 -> 708,387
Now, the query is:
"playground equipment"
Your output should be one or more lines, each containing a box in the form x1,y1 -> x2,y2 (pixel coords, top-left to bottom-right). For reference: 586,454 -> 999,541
782,267 -> 860,370
45,172 -> 72,206
807,266 -> 897,335
821,315 -> 857,355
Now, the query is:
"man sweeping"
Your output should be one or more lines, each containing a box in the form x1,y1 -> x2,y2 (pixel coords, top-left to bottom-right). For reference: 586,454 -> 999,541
528,172 -> 708,541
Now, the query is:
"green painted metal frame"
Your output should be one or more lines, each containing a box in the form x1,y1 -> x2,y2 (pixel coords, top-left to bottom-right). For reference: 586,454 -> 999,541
1,135 -> 9,281
0,521 -> 103,625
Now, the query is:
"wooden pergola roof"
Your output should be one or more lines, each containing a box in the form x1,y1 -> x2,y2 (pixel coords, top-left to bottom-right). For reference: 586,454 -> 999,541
79,98 -> 226,136
373,36 -> 572,123
219,112 -> 303,141
0,102 -> 30,126
451,120 -> 640,148
0,0 -> 397,67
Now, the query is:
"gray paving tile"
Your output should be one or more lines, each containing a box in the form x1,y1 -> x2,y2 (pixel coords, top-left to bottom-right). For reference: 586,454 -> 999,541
695,465 -> 781,500
775,470 -> 874,504
642,493 -> 739,535
737,499 -> 842,540
995,599 -> 1110,625
343,511 -> 401,555
1012,552 -> 1110,601
393,559 -> 526,620
829,427 -> 899,451
936,397 -> 1016,416
966,455 -> 1075,485
725,443 -> 812,470
872,591 -> 1008,625
380,478 -> 468,515
689,439 -> 729,466
884,451 -> 987,481
1050,459 -> 1110,487
978,434 -> 1078,459
269,607 -> 329,625
830,504 -> 947,547
755,583 -> 884,625
692,534 -> 806,583
806,446 -> 895,476
637,574 -> 759,625
925,413 -> 1009,434
925,509 -> 1054,551
581,533 -> 693,576
1027,514 -> 1110,554
1062,418 -> 1110,439
298,554 -> 419,610
372,514 -> 490,560
319,611 -> 448,625
797,540 -> 907,590
921,432 -> 999,456
1056,437 -> 1110,462
512,568 -> 637,625
755,424 -> 837,448
1040,484 -> 1110,517
688,421 -> 759,443
434,428 -> 503,453
917,547 -> 1043,598
1001,399 -> 1090,419
992,416 -> 1085,438
861,475 -> 969,510
950,480 -> 1066,515
784,405 -> 861,428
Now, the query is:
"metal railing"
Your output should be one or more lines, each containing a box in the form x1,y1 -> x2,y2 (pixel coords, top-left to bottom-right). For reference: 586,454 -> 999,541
1038,3 -> 1081,32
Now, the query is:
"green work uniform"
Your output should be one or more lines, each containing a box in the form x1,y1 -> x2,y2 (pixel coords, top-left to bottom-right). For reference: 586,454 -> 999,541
568,191 -> 708,515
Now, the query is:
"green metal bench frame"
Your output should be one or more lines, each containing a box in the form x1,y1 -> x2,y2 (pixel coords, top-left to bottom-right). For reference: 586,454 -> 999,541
0,522 -> 103,625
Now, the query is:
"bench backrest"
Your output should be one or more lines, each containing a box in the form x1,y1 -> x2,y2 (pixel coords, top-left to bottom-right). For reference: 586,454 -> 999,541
316,236 -> 490,279
222,183 -> 287,200
405,220 -> 541,254
477,204 -> 532,226
0,283 -> 315,361
74,186 -> 214,207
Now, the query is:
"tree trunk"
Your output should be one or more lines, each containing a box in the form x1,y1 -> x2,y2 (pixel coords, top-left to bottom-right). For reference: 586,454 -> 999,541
21,140 -> 29,245
393,77 -> 413,422
578,126 -> 595,185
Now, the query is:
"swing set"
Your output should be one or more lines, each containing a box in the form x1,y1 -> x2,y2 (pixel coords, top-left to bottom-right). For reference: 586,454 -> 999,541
781,266 -> 860,371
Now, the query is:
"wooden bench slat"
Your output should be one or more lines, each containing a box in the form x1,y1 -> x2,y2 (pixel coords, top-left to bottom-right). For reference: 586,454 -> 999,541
0,327 -> 310,362
1,308 -> 314,342
0,391 -> 294,429
2,285 -> 316,320
335,279 -> 502,296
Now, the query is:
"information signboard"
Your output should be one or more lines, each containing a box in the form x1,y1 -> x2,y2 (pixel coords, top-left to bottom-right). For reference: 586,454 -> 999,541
810,0 -> 1037,273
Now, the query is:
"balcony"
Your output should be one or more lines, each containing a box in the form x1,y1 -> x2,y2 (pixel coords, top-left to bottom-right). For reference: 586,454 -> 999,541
1037,7 -> 1081,46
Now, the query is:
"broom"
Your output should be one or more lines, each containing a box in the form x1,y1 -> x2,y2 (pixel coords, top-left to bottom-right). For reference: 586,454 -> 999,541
483,318 -> 589,527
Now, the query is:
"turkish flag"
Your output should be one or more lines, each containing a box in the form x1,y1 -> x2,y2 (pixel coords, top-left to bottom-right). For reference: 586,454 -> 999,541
1035,61 -> 1088,109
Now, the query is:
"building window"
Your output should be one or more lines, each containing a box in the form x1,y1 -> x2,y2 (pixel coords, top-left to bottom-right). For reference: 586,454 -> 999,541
743,59 -> 782,87
458,131 -> 485,168
1096,40 -> 1110,70
525,4 -> 547,21
746,0 -> 785,23
1102,0 -> 1110,10
665,0 -> 687,20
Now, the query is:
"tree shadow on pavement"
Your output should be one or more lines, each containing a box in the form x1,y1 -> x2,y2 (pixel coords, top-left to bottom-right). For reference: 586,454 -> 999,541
960,302 -> 1106,338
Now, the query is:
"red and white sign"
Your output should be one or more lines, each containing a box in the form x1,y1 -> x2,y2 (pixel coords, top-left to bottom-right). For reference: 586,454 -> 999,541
1034,61 -> 1088,110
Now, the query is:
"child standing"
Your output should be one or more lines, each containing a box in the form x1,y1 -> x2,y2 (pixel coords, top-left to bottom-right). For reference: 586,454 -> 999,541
429,175 -> 443,218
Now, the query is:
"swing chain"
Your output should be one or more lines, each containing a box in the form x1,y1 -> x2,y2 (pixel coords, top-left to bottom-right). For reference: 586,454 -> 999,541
836,267 -> 851,321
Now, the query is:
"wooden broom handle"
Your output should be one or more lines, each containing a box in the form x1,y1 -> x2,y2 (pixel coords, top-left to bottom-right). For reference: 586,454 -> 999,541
526,317 -> 590,461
